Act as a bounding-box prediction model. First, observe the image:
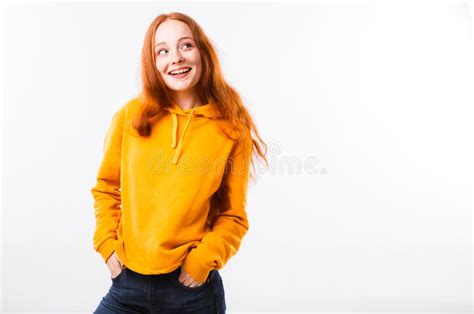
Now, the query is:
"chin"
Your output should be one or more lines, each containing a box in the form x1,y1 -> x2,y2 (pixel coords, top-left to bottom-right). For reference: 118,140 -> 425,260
167,82 -> 198,92
167,84 -> 191,91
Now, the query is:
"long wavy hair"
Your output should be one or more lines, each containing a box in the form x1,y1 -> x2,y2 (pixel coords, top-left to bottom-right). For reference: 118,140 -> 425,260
134,12 -> 268,227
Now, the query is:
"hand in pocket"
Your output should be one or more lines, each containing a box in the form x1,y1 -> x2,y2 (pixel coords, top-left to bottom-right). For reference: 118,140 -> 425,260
178,267 -> 204,288
106,251 -> 125,278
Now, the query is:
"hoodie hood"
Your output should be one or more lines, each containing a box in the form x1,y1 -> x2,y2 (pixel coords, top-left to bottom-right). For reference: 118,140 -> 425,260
164,103 -> 221,165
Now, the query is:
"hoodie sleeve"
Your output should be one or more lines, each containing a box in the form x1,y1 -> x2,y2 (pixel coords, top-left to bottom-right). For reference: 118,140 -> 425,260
91,107 -> 125,264
182,130 -> 253,283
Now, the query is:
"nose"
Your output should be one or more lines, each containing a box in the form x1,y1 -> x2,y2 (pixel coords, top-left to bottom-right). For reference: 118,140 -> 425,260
171,50 -> 184,64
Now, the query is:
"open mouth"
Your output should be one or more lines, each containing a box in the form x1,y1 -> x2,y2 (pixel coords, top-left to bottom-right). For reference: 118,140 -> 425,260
168,67 -> 192,78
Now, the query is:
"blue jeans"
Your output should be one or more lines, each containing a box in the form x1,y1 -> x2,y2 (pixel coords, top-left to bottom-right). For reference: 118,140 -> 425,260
94,265 -> 226,314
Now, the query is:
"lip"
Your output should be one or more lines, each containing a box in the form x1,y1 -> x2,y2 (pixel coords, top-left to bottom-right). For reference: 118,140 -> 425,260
168,67 -> 192,79
168,67 -> 192,75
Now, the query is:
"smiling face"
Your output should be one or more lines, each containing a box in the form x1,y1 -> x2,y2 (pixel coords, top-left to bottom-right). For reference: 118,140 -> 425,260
154,19 -> 202,95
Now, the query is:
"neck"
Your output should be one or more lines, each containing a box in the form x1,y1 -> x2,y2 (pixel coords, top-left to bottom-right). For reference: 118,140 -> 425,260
170,88 -> 203,110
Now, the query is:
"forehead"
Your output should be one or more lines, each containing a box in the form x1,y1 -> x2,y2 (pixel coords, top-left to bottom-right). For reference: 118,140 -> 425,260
154,19 -> 194,45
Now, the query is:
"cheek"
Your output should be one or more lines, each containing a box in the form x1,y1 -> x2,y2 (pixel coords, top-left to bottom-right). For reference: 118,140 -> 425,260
194,60 -> 202,75
155,59 -> 167,74
194,59 -> 202,70
189,51 -> 202,66
195,56 -> 202,67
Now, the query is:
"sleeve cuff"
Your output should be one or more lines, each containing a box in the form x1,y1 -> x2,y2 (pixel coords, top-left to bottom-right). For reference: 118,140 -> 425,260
97,238 -> 118,264
181,249 -> 214,283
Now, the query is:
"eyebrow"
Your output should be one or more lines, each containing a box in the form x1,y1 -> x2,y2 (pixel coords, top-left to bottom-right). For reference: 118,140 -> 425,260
155,36 -> 194,47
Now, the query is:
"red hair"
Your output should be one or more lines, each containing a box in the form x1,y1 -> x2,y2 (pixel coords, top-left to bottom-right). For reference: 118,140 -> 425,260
134,12 -> 268,227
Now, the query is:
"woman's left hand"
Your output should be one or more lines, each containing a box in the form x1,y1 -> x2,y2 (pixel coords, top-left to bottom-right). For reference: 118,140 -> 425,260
178,267 -> 204,288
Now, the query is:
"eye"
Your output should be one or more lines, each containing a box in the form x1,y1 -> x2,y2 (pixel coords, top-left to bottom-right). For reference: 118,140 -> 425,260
157,49 -> 168,56
156,42 -> 193,57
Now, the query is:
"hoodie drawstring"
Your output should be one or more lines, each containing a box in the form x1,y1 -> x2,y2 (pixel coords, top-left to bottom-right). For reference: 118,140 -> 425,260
171,109 -> 196,165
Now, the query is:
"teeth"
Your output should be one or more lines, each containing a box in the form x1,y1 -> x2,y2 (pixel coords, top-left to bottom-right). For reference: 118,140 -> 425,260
170,68 -> 191,75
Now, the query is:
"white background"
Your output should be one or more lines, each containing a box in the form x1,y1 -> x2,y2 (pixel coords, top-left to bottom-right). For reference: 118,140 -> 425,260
1,0 -> 473,313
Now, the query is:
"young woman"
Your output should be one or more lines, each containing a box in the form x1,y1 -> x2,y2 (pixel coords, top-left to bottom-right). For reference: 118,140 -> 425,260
91,12 -> 267,314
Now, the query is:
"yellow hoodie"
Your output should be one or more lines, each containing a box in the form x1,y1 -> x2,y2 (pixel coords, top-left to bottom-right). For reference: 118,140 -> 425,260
91,97 -> 252,283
